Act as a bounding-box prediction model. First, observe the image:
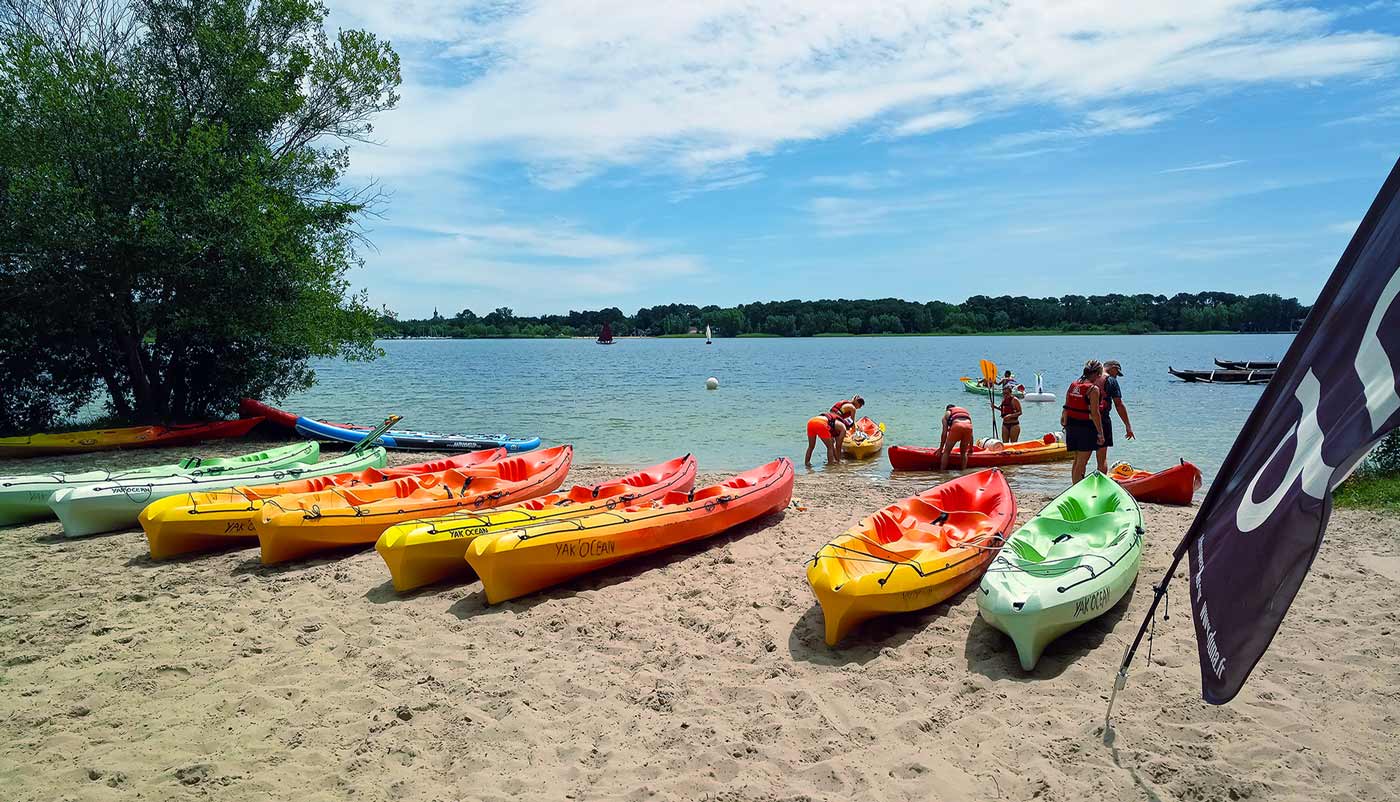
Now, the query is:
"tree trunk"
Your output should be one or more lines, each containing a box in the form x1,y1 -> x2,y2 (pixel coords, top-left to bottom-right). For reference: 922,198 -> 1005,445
119,331 -> 156,422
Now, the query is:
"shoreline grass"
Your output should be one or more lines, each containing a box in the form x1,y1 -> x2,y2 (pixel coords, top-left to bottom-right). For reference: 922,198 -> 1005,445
1334,473 -> 1400,513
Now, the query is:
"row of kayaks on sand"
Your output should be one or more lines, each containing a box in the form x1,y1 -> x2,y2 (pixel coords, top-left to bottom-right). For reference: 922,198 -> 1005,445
1,433 -> 1170,668
0,399 -> 541,458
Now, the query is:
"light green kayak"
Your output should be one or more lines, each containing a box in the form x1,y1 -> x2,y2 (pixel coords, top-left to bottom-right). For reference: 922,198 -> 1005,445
0,441 -> 319,527
48,447 -> 386,538
962,378 -> 1025,398
976,471 -> 1143,670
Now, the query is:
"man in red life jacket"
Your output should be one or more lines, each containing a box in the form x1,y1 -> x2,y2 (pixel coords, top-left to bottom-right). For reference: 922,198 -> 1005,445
1061,360 -> 1106,483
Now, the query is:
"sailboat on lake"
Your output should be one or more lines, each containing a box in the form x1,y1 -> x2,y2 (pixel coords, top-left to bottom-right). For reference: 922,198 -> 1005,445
597,322 -> 615,345
705,325 -> 712,345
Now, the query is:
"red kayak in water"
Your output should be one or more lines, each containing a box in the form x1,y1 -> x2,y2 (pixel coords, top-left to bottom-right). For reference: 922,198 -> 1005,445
1110,460 -> 1202,505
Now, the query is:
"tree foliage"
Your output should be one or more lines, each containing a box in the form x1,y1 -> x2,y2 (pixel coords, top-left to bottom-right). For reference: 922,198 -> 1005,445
0,0 -> 399,432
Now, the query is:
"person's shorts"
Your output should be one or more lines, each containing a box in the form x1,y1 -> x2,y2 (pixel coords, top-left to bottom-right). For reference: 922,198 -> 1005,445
1100,416 -> 1114,449
807,416 -> 834,439
948,420 -> 974,443
1065,419 -> 1099,452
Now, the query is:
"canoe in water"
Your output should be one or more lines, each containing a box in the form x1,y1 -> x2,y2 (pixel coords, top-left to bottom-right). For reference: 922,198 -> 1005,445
1110,461 -> 1202,506
466,458 -> 794,604
294,417 -> 542,453
48,447 -> 383,538
1213,358 -> 1279,370
0,417 -> 264,458
0,441 -> 318,527
841,417 -> 884,459
254,446 -> 573,564
977,472 -> 1143,670
375,455 -> 698,592
1168,367 -> 1273,384
140,449 -> 508,559
806,469 -> 1016,645
962,378 -> 1025,398
888,434 -> 1069,470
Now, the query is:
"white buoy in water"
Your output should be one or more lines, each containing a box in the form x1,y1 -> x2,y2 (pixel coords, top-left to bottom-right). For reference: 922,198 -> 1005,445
705,377 -> 720,390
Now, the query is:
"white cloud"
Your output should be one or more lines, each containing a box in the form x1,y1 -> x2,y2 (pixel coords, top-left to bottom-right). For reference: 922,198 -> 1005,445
890,109 -> 978,137
1160,159 -> 1247,173
330,1 -> 1400,187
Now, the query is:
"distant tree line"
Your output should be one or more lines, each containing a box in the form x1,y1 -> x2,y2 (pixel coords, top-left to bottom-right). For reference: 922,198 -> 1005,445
379,292 -> 1309,339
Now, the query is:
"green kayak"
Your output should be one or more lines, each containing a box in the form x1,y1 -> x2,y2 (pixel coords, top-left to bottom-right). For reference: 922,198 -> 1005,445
962,378 -> 1025,398
976,471 -> 1143,670
0,441 -> 318,527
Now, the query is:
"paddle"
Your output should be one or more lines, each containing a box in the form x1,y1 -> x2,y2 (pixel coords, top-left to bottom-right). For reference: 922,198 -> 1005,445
351,414 -> 402,454
980,359 -> 1000,440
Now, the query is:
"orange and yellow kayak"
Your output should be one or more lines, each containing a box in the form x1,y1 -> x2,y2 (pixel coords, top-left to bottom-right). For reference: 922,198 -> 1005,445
0,418 -> 264,458
375,455 -> 698,592
806,469 -> 1016,645
140,449 -> 508,559
888,434 -> 1069,470
254,446 -> 573,564
466,458 -> 794,604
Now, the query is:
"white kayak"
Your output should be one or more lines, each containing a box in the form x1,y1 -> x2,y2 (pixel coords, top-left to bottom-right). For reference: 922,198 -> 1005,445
0,442 -> 318,527
48,447 -> 387,538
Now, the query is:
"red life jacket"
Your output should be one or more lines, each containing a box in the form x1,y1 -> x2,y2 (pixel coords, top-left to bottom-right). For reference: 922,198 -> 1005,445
829,399 -> 854,416
1063,380 -> 1097,421
946,406 -> 972,425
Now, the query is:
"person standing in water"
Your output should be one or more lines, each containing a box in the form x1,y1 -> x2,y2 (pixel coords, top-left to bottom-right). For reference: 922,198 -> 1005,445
1062,360 -> 1105,483
805,404 -> 853,466
939,404 -> 975,471
1094,359 -> 1135,474
999,384 -> 1023,443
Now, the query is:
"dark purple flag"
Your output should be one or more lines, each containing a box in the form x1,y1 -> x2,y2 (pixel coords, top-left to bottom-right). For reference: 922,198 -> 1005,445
1185,158 -> 1400,704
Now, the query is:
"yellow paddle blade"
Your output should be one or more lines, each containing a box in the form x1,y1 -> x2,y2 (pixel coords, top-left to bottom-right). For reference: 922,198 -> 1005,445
980,359 -> 997,384
878,422 -> 886,433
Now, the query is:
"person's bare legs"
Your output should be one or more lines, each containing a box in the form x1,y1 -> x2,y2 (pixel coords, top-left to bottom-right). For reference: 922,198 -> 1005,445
959,428 -> 973,470
830,422 -> 848,464
805,433 -> 818,466
1095,445 -> 1109,475
1071,451 -> 1092,483
1005,424 -> 1020,443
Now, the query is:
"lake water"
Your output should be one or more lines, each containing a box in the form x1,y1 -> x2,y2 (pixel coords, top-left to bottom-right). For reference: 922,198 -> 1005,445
284,333 -> 1292,493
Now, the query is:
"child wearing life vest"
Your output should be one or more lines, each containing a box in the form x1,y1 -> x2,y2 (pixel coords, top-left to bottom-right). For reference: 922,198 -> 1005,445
1062,360 -> 1106,483
939,404 -> 975,471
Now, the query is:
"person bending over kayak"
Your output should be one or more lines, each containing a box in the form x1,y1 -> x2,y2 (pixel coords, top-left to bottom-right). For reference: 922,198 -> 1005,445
1094,359 -> 1135,474
830,395 -> 865,416
1000,384 -> 1023,443
1062,360 -> 1106,483
805,406 -> 852,467
939,404 -> 975,471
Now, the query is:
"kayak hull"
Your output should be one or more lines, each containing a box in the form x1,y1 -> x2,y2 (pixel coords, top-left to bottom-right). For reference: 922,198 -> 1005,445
1111,461 -> 1202,506
294,417 -> 541,453
841,417 -> 884,459
806,469 -> 1016,645
140,449 -> 508,560
888,435 -> 1069,470
467,459 -> 794,604
51,446 -> 380,539
0,417 -> 263,458
962,379 -> 1025,398
254,446 -> 573,564
375,456 -> 698,592
977,472 -> 1143,670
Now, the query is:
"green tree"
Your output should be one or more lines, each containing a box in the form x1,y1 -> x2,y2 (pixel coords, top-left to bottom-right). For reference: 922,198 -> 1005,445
0,0 -> 400,431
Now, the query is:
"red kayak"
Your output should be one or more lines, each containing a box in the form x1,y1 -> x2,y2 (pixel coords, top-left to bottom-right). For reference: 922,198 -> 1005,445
1110,461 -> 1202,505
888,434 -> 1071,471
238,398 -> 361,432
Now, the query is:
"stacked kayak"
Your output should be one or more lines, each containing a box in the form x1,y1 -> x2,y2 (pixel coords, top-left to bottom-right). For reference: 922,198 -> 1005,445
962,378 -> 1024,398
467,458 -> 794,604
977,472 -> 1143,670
140,449 -> 509,559
49,445 -> 386,538
376,455 -> 698,592
807,469 -> 1016,645
238,398 -> 359,431
841,417 -> 885,459
294,417 -> 541,453
1110,460 -> 1202,506
888,434 -> 1069,470
0,442 -> 318,526
0,418 -> 263,458
254,445 -> 573,564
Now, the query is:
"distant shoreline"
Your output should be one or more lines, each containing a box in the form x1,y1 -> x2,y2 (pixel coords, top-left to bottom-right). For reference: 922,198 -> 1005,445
379,330 -> 1290,341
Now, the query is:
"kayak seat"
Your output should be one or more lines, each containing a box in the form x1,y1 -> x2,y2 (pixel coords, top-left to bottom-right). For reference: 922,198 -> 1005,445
723,477 -> 757,489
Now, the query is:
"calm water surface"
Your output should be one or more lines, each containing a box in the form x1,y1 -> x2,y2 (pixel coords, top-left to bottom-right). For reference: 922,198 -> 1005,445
285,334 -> 1292,493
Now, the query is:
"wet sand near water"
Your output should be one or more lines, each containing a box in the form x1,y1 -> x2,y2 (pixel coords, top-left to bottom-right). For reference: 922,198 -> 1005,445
1,439 -> 1397,801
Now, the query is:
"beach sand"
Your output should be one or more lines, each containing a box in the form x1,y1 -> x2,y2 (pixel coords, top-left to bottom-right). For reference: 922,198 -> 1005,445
1,441 -> 1397,801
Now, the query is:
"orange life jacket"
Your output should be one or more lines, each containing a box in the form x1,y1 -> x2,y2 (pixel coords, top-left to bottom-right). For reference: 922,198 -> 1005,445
1063,379 -> 1097,421
946,406 -> 972,425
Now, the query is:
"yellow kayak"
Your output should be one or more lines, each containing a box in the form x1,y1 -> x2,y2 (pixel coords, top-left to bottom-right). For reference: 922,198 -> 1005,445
841,417 -> 884,459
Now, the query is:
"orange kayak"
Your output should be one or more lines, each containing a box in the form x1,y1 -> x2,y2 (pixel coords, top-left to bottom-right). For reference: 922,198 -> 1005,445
254,446 -> 572,564
375,455 -> 698,592
1111,460 -> 1202,506
888,434 -> 1069,470
467,458 -> 795,604
140,449 -> 509,559
0,418 -> 263,458
807,469 -> 1016,645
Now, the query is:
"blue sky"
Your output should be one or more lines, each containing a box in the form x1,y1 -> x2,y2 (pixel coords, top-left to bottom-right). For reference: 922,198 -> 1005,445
326,1 -> 1400,318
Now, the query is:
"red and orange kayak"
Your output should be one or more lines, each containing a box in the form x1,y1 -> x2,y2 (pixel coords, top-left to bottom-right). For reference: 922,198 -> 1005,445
375,455 -> 699,592
254,446 -> 573,564
807,469 -> 1016,645
1111,461 -> 1202,506
140,448 -> 509,559
0,418 -> 264,458
888,434 -> 1069,471
237,399 -> 358,431
466,458 -> 794,604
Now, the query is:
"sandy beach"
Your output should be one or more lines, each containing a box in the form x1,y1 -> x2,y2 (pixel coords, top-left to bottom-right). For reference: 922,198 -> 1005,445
1,441 -> 1397,802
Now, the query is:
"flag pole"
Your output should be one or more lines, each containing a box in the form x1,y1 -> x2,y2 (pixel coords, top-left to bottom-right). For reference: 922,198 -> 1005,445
1102,546 -> 1189,741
